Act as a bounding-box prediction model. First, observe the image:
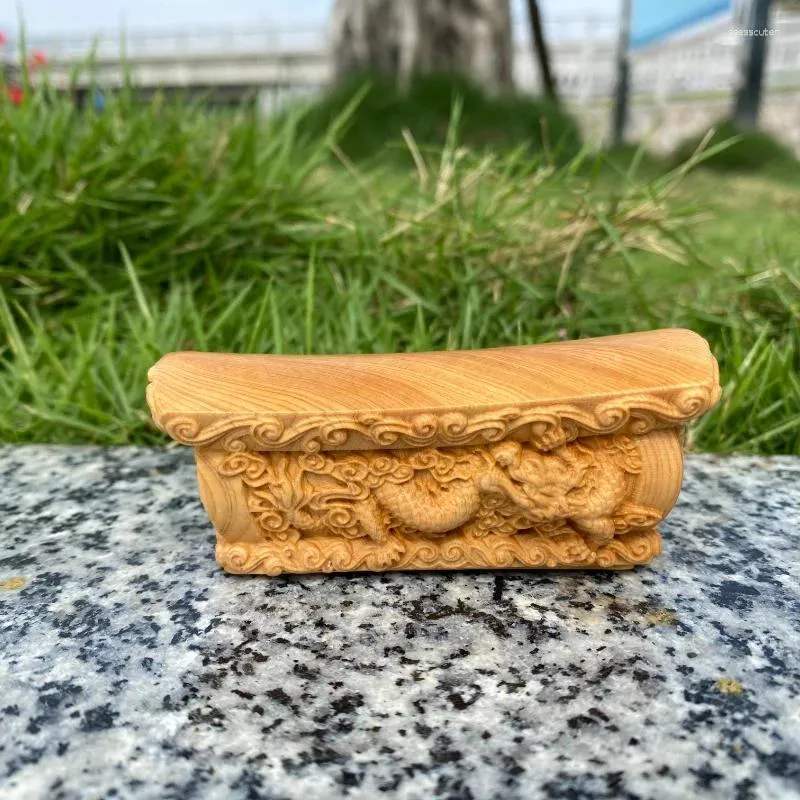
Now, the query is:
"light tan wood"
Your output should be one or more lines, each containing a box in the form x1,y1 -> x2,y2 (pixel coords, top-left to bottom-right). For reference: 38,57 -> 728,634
147,329 -> 720,575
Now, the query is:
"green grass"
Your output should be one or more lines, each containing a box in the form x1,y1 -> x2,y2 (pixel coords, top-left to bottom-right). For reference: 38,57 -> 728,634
1,83 -> 799,454
671,119 -> 800,178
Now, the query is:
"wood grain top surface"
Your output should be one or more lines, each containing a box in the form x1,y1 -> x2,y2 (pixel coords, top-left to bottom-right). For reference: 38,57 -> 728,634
147,329 -> 719,418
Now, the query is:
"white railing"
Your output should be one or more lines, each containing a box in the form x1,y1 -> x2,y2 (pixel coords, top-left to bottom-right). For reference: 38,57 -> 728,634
3,10 -> 800,100
13,26 -> 328,60
7,14 -> 619,59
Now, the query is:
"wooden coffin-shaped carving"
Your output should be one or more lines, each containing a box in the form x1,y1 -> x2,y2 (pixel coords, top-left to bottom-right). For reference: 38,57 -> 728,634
147,329 -> 720,575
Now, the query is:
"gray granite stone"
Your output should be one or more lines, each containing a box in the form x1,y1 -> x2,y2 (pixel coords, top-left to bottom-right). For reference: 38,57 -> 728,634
1,445 -> 799,800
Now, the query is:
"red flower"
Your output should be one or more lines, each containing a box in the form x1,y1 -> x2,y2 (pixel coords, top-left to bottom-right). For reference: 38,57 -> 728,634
28,49 -> 48,68
0,31 -> 8,47
8,85 -> 24,106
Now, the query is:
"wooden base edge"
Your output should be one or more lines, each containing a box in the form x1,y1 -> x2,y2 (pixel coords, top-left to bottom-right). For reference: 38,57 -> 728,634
216,528 -> 662,575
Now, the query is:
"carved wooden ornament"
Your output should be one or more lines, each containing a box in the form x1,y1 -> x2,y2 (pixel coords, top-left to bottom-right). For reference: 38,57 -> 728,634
147,329 -> 720,575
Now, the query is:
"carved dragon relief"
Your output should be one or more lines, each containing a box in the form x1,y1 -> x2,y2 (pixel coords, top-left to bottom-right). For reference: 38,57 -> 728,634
214,434 -> 664,574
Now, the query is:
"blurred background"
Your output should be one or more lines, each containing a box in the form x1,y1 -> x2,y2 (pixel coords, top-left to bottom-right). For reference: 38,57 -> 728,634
4,0 -> 800,148
0,0 -> 798,454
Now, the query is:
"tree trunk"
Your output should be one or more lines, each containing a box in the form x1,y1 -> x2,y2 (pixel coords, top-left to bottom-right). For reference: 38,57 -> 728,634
330,0 -> 514,93
525,0 -> 558,101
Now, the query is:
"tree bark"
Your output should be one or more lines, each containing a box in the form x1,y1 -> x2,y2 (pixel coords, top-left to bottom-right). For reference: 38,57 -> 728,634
330,0 -> 514,92
525,0 -> 558,101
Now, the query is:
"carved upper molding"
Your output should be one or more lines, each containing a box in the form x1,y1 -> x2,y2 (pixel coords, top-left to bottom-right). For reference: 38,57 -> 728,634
149,386 -> 719,452
147,330 -> 720,453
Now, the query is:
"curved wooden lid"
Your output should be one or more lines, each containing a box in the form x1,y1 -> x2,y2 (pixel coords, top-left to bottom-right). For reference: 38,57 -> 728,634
147,329 -> 720,452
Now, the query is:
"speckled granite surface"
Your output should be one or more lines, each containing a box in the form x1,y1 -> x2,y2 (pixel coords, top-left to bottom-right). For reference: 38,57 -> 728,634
1,446 -> 799,800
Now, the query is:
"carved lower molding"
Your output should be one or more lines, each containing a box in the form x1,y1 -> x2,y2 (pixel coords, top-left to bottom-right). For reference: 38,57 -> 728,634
216,528 -> 662,575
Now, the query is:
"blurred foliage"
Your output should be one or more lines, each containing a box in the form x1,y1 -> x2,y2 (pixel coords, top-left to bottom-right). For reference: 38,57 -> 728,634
671,118 -> 800,176
293,73 -> 583,163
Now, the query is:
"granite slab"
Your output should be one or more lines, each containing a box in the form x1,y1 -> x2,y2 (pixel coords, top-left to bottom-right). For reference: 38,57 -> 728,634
1,445 -> 799,800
